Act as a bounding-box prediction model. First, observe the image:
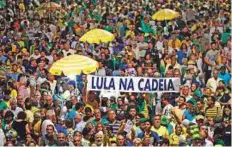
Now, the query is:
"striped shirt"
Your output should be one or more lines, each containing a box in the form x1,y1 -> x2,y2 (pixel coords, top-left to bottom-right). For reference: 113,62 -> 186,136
205,106 -> 222,118
107,120 -> 121,135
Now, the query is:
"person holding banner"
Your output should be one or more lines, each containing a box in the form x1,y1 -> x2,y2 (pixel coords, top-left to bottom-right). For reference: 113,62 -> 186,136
0,0 -> 230,146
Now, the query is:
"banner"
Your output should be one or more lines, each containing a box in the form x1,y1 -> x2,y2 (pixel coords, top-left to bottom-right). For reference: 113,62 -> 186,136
87,75 -> 180,93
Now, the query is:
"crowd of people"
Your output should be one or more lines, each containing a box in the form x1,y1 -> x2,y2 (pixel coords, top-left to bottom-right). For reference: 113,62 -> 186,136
0,0 -> 231,146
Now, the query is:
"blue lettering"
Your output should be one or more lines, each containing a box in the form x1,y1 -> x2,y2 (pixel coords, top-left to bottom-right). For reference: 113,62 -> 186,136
152,79 -> 158,91
144,79 -> 150,91
168,79 -> 175,91
103,77 -> 109,90
127,79 -> 134,90
164,79 -> 167,90
109,78 -> 115,90
96,77 -> 103,89
119,78 -> 127,90
159,79 -> 164,91
92,77 -> 96,89
138,79 -> 144,91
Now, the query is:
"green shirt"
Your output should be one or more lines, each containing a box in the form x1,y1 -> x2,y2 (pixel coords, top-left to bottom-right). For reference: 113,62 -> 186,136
91,118 -> 108,126
0,100 -> 7,111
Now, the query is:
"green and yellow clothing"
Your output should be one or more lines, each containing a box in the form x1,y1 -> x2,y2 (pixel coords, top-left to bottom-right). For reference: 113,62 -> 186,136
169,133 -> 181,146
151,125 -> 169,138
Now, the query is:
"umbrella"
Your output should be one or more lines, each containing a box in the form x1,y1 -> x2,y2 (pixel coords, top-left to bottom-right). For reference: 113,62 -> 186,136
152,9 -> 180,21
38,2 -> 62,10
79,29 -> 115,44
49,55 -> 98,76
37,2 -> 66,16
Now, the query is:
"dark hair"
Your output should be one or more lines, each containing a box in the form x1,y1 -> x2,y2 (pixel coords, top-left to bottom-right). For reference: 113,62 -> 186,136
65,100 -> 73,110
17,111 -> 26,120
85,107 -> 92,113
4,110 -> 14,118
65,118 -> 74,128
25,99 -> 32,110
179,96 -> 186,102
137,113 -> 145,118
75,102 -> 85,111
101,98 -> 108,107
196,99 -> 203,104
208,96 -> 216,102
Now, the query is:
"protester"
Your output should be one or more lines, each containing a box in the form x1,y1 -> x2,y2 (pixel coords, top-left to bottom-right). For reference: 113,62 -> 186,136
0,0 -> 230,146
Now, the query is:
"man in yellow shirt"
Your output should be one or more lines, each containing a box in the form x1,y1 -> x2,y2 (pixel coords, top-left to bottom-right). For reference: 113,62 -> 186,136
169,124 -> 186,146
151,115 -> 169,138
168,34 -> 182,50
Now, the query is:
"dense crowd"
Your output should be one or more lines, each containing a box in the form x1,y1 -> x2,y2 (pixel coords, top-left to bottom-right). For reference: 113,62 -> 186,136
0,0 -> 231,146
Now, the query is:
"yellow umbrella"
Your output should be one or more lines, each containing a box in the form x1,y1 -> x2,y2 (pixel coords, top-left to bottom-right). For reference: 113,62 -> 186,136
38,2 -> 62,10
49,55 -> 98,76
79,29 -> 115,44
37,2 -> 66,15
152,9 -> 180,21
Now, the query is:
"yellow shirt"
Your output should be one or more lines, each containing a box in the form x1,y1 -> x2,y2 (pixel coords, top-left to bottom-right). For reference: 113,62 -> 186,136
151,126 -> 169,138
4,100 -> 10,108
169,133 -> 181,146
168,39 -> 181,49
19,3 -> 25,11
33,119 -> 42,136
10,90 -> 17,100
31,106 -> 40,114
25,110 -> 34,123
126,30 -> 135,38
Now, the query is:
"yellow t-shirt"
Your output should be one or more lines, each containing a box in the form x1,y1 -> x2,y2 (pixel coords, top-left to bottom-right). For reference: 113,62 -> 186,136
25,110 -> 34,123
19,3 -> 25,11
126,30 -> 135,38
10,89 -> 17,100
169,133 -> 180,146
168,39 -> 182,49
151,126 -> 169,138
33,119 -> 42,136
31,106 -> 40,114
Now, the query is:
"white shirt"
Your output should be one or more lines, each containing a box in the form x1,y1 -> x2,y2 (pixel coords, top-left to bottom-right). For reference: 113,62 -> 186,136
156,41 -> 164,52
48,80 -> 57,95
162,104 -> 173,119
95,68 -> 106,76
75,120 -> 86,132
206,77 -> 222,93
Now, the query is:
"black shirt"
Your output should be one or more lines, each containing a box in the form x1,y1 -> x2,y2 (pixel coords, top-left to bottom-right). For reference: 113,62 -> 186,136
12,120 -> 27,141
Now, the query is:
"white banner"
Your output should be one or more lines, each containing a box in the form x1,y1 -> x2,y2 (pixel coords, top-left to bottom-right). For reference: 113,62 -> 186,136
87,75 -> 180,93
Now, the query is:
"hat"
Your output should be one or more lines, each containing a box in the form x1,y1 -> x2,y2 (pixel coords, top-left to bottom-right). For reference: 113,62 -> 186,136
139,118 -> 150,125
161,116 -> 169,125
196,115 -> 204,121
22,48 -> 27,53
